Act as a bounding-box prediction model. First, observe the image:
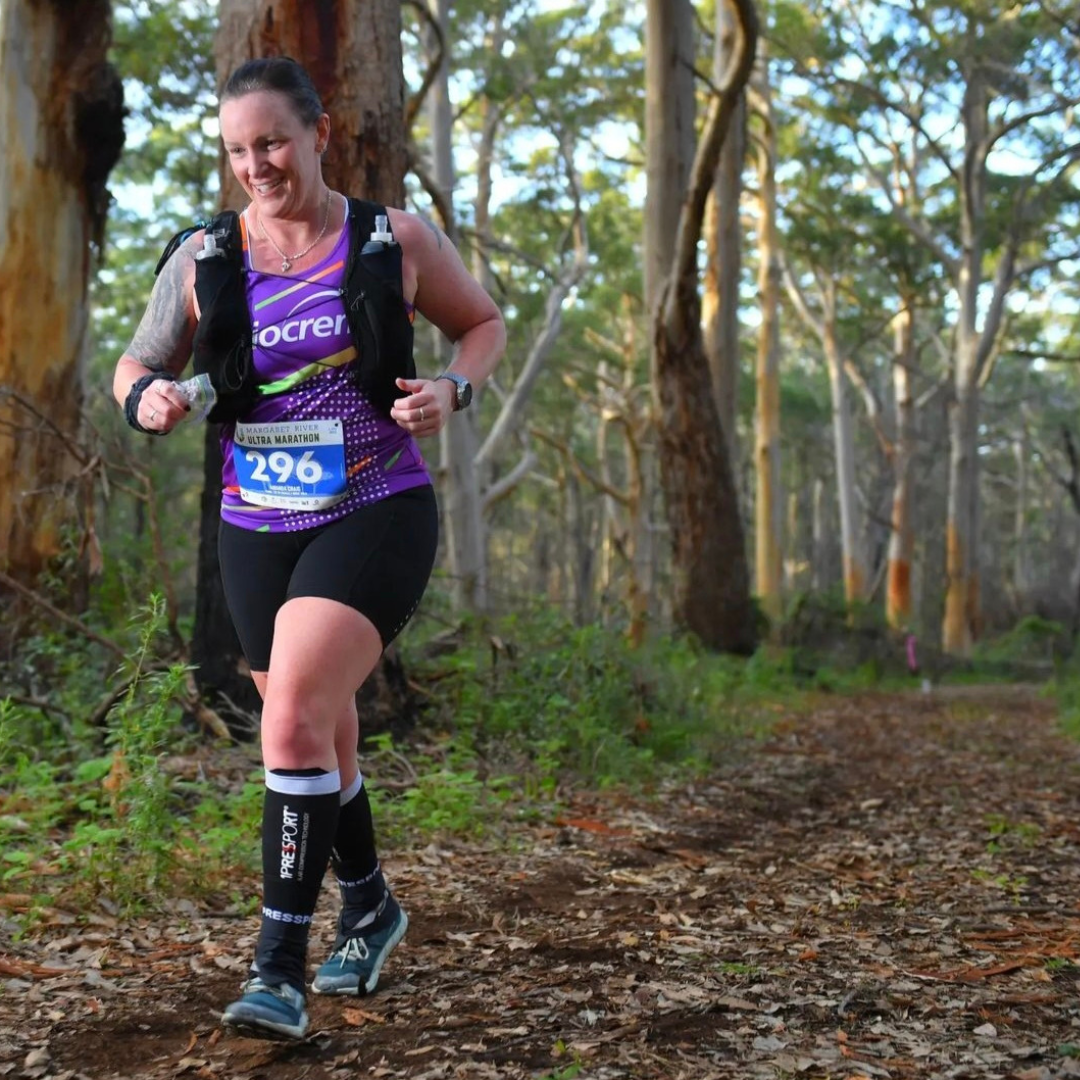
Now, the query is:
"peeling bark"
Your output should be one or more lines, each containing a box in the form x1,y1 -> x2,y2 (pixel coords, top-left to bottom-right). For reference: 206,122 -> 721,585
0,0 -> 122,587
214,0 -> 407,207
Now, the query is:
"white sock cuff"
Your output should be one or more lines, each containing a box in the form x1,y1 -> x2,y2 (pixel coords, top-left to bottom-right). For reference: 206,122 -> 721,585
340,772 -> 364,805
264,768 -> 342,796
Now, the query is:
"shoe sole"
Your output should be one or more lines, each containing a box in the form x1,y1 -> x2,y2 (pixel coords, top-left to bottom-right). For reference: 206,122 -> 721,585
221,1008 -> 309,1041
311,909 -> 408,997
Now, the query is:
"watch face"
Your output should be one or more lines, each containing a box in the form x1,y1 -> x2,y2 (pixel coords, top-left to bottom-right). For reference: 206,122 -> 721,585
458,379 -> 473,408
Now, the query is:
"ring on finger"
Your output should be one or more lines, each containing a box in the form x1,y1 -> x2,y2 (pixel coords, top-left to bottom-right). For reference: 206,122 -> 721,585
150,409 -> 158,422
420,406 -> 425,422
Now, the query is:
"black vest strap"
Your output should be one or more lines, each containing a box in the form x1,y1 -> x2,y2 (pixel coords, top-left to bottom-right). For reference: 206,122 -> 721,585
153,199 -> 414,423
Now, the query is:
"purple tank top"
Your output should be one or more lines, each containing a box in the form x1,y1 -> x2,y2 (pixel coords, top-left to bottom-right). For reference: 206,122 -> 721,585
218,206 -> 431,532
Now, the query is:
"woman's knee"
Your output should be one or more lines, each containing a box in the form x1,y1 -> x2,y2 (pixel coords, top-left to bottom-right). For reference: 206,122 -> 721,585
260,702 -> 337,767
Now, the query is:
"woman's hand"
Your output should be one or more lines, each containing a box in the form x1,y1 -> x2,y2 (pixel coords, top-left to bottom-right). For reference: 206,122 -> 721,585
131,375 -> 191,434
391,377 -> 455,437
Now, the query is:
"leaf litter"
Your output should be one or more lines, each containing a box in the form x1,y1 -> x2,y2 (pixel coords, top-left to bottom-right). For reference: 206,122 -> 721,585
3,686 -> 1080,1078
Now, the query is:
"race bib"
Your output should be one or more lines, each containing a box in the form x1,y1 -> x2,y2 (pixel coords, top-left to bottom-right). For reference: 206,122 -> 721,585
233,419 -> 347,510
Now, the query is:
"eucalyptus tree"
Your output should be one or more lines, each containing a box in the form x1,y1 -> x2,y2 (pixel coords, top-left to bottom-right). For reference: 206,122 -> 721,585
0,0 -> 123,594
703,0 -> 749,456
408,0 -> 491,613
774,0 -> 1080,655
777,114 -> 898,611
414,1 -> 637,622
646,0 -> 759,653
441,2 -> 592,612
747,40 -> 783,625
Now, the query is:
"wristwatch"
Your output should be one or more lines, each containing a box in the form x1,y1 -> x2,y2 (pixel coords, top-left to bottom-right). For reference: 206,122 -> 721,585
435,371 -> 473,411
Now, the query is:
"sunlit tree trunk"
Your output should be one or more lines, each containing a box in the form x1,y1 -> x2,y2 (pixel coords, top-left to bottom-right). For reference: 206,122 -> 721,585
749,46 -> 782,627
885,300 -> 917,630
943,65 -> 989,657
812,477 -> 827,591
822,310 -> 866,605
785,272 -> 867,606
0,0 -> 122,590
1013,394 -> 1030,600
702,0 -> 746,455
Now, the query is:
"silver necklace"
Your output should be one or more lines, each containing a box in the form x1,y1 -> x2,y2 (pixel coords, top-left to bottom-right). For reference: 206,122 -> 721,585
257,188 -> 333,273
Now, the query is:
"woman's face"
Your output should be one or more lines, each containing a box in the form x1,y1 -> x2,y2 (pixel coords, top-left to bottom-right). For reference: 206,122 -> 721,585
219,90 -> 329,218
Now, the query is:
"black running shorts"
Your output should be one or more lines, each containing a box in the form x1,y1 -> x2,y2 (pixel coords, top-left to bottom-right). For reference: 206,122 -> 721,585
217,485 -> 439,672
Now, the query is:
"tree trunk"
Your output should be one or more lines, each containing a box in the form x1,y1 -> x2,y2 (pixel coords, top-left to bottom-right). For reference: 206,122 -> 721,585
647,0 -> 758,654
654,279 -> 755,653
812,477 -> 827,592
189,427 -> 262,724
942,62 -> 989,657
429,0 -> 487,612
1012,395 -> 1030,601
784,266 -> 867,610
943,355 -> 980,654
822,312 -> 867,605
749,47 -> 782,627
0,0 -> 122,590
215,0 -> 406,206
643,0 -> 695,316
885,301 -> 916,630
702,0 -> 746,455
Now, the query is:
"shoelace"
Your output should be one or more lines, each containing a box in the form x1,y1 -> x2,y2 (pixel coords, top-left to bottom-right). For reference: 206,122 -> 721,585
334,936 -> 371,967
243,977 -> 292,1001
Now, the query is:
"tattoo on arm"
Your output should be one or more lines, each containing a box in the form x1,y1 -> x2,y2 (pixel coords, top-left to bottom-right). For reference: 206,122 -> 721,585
421,216 -> 444,249
125,245 -> 196,372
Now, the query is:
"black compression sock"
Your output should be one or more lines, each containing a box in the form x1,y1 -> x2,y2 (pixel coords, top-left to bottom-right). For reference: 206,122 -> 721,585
253,767 -> 340,990
331,774 -> 386,915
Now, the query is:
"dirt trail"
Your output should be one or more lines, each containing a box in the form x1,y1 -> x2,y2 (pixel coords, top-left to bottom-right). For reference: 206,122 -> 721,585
4,686 -> 1080,1080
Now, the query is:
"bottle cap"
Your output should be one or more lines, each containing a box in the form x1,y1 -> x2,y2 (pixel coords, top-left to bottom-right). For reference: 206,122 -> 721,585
369,214 -> 394,244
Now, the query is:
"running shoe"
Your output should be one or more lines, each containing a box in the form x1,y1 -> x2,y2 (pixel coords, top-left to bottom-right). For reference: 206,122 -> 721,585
221,976 -> 309,1040
311,891 -> 408,996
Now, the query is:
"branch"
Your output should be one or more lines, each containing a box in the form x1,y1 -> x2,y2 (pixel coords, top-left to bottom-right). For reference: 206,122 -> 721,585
529,426 -> 628,505
0,386 -> 91,468
850,142 -> 957,274
779,252 -> 825,340
476,130 -> 590,469
844,355 -> 893,458
402,0 -> 444,131
669,0 -> 759,292
988,100 -> 1080,154
1007,347 -> 1080,363
405,139 -> 454,235
0,569 -> 125,659
1054,426 -> 1080,515
482,448 -> 538,510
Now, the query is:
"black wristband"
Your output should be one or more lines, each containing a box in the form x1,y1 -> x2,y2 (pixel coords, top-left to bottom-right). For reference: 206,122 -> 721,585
124,372 -> 176,435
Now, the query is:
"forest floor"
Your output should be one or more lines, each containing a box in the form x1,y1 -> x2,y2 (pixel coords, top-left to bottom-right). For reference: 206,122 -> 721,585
4,684 -> 1080,1080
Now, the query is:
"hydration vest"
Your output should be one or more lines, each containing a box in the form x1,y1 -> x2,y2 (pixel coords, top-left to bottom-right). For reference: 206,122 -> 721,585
154,198 -> 415,423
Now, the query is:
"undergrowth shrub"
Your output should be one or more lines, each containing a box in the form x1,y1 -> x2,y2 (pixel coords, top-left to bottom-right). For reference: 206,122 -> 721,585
0,595 -> 258,918
368,608 -> 801,840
